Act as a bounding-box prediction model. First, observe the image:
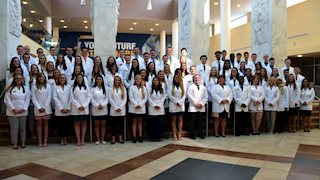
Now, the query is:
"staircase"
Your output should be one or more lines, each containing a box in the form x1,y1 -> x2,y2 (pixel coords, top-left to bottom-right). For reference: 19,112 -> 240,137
310,98 -> 320,129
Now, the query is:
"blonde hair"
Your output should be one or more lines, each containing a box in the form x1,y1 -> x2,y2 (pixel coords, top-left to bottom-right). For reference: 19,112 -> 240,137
134,75 -> 145,99
112,76 -> 125,99
276,77 -> 285,94
172,74 -> 185,98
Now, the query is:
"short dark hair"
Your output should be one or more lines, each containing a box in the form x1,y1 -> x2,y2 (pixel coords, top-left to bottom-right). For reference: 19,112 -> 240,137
244,52 -> 249,55
222,50 -> 227,53
81,47 -> 87,51
236,53 -> 242,56
252,53 -> 257,56
200,55 -> 207,60
150,49 -> 156,52
181,48 -> 187,52
50,46 -> 55,50
269,57 -> 275,61
36,48 -> 43,53
143,52 -> 149,55
215,51 -> 221,55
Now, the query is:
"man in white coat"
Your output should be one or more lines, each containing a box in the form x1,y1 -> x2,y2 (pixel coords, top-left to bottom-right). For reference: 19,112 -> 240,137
280,58 -> 295,78
196,55 -> 211,85
180,48 -> 193,73
80,47 -> 94,79
187,74 -> 208,139
46,46 -> 57,63
116,49 -> 125,68
167,47 -> 179,72
64,47 -> 75,67
211,51 -> 224,74
120,55 -> 132,88
294,67 -> 305,87
131,47 -> 144,65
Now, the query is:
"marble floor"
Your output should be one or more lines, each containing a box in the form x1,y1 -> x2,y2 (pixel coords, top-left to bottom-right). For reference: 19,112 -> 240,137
0,130 -> 320,179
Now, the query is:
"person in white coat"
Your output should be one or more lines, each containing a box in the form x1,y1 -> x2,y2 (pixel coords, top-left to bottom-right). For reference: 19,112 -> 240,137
55,55 -> 69,76
187,74 -> 208,139
300,78 -> 315,132
211,75 -> 233,137
275,77 -> 289,133
148,77 -> 166,141
127,59 -> 140,86
205,67 -> 218,124
168,74 -> 186,141
249,75 -> 265,135
294,67 -> 305,87
109,75 -> 127,144
70,74 -> 91,146
233,76 -> 250,136
53,74 -> 71,145
129,75 -> 148,143
4,74 -> 30,149
32,73 -> 52,147
264,77 -> 280,134
286,74 -> 301,133
91,75 -> 108,145
196,55 -> 211,83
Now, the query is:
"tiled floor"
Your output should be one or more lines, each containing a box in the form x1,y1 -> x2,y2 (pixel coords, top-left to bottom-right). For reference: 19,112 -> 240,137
0,130 -> 320,179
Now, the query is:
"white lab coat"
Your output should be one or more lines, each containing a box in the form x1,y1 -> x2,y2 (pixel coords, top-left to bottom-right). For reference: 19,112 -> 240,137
120,64 -> 131,88
4,86 -> 30,117
249,85 -> 265,111
287,84 -> 301,108
109,87 -> 127,116
227,78 -> 239,89
277,86 -> 289,112
128,85 -> 148,114
81,56 -> 93,79
148,89 -> 166,116
245,60 -> 255,72
264,86 -> 280,111
205,76 -> 217,101
167,56 -> 179,72
70,86 -> 91,115
168,85 -> 186,113
53,84 -> 71,116
187,84 -> 208,112
233,85 -> 250,112
32,84 -> 52,116
64,55 -> 75,67
211,84 -> 233,113
115,57 -> 125,68
295,74 -> 305,87
211,60 -> 224,73
90,86 -> 108,116
280,66 -> 294,78
300,88 -> 315,111
196,64 -> 211,83
46,55 -> 57,64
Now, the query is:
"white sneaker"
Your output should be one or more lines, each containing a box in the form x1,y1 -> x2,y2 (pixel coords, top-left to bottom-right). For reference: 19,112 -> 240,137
101,140 -> 107,144
95,141 -> 100,145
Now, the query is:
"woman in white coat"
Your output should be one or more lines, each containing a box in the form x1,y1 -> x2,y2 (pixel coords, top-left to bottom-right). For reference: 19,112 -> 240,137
205,67 -> 218,125
109,75 -> 127,144
148,76 -> 166,141
211,75 -> 233,137
300,78 -> 315,132
129,75 -> 147,143
53,74 -> 71,145
32,73 -> 52,147
286,74 -> 301,132
264,77 -> 280,134
91,74 -> 108,145
4,74 -> 30,149
233,75 -> 250,136
168,74 -> 186,141
70,74 -> 91,146
275,77 -> 289,133
249,75 -> 265,135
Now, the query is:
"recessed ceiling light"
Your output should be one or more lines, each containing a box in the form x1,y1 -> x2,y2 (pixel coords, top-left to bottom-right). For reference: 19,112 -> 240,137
39,19 -> 43,23
83,20 -> 88,23
30,10 -> 35,14
29,24 -> 33,27
22,1 -> 28,5
84,26 -> 88,29
133,22 -> 137,25
129,28 -> 133,31
63,26 -> 67,29
236,4 -> 241,7
213,2 -> 218,5
155,23 -> 159,26
297,54 -> 303,57
60,19 -> 65,23
23,17 -> 26,22
150,28 -> 154,31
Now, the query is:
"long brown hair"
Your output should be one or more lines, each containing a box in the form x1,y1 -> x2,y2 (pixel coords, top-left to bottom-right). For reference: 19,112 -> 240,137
112,75 -> 125,99
35,73 -> 47,90
7,74 -> 25,94
134,75 -> 145,99
172,74 -> 184,98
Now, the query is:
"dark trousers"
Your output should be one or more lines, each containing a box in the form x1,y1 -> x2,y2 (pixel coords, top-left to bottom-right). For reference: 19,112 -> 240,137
56,116 -> 70,138
110,116 -> 124,136
276,111 -> 286,133
148,115 -> 163,140
189,112 -> 204,137
235,111 -> 249,135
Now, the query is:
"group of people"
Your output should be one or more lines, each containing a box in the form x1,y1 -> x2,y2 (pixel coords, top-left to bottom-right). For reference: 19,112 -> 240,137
4,45 -> 315,149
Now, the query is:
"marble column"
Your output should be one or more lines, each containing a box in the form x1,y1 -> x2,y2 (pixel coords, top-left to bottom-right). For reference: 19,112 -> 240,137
220,0 -> 231,52
90,0 -> 119,65
44,16 -> 52,35
160,30 -> 166,58
178,0 -> 210,64
172,19 -> 179,58
0,0 -> 21,80
251,0 -> 287,67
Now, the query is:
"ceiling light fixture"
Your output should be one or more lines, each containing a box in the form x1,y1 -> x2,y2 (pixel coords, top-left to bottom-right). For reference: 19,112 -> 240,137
155,23 -> 159,26
60,19 -> 65,23
39,19 -> 43,23
23,17 -> 26,22
84,26 -> 88,29
150,28 -> 154,31
129,28 -> 133,31
22,1 -> 28,5
30,10 -> 35,14
213,2 -> 218,5
297,54 -> 303,57
147,0 -> 152,10
80,0 -> 86,6
63,26 -> 68,29
29,24 -> 33,27
83,20 -> 88,23
133,22 -> 137,25
236,4 -> 241,7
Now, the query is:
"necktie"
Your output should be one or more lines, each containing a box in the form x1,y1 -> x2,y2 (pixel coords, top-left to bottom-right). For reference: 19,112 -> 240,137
53,55 -> 56,61
135,55 -> 138,59
169,57 -> 172,64
218,61 -> 221,73
197,85 -> 200,90
240,85 -> 243,91
203,65 -> 206,71
234,79 -> 236,86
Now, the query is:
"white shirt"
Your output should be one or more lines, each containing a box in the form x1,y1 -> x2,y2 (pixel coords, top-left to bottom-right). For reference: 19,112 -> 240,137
264,86 -> 280,111
4,86 -> 30,117
244,60 -> 255,72
128,85 -> 148,114
167,55 -> 179,72
64,55 -> 75,67
32,84 -> 52,116
280,66 -> 295,78
109,87 -> 127,116
131,55 -> 144,67
120,64 -> 131,88
168,85 -> 186,113
115,57 -> 125,68
211,84 -> 233,113
70,86 -> 91,115
300,88 -> 315,111
287,83 -> 301,108
205,76 -> 217,101
81,56 -> 94,79
295,74 -> 305,87
233,85 -> 250,112
148,89 -> 166,116
53,85 -> 71,116
249,85 -> 265,111
46,54 -> 57,63
277,86 -> 289,112
187,83 -> 208,112
91,86 -> 109,116
196,64 -> 211,83
211,60 -> 224,73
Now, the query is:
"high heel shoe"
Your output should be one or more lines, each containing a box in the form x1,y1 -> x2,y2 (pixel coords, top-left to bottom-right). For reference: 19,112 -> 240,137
132,137 -> 137,143
172,132 -> 177,141
177,131 -> 182,141
138,136 -> 143,143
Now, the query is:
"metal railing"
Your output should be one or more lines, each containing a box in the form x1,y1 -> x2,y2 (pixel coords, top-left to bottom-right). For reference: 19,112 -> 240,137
315,95 -> 320,129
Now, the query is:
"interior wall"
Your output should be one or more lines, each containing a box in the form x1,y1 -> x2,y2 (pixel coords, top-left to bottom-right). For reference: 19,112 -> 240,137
20,34 -> 50,55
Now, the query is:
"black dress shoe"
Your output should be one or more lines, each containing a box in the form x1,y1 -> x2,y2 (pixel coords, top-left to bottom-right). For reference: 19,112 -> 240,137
132,137 -> 137,143
190,136 -> 196,140
199,136 -> 205,139
221,135 -> 226,138
215,135 -> 220,138
138,137 -> 143,143
118,140 -> 125,144
111,141 -> 115,145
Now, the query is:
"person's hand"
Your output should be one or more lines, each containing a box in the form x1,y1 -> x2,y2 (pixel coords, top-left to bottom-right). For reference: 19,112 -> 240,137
98,105 -> 103,109
303,102 -> 307,106
116,108 -> 121,112
136,105 -> 141,109
78,106 -> 85,111
176,103 -> 181,106
196,104 -> 203,109
295,103 -> 298,107
269,103 -> 273,106
12,109 -> 20,114
155,106 -> 160,109
39,108 -> 45,113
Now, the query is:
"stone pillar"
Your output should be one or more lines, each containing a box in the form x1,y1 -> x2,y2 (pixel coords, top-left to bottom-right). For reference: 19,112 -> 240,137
178,0 -> 210,64
220,0 -> 231,52
0,0 -> 21,79
44,16 -> 52,35
172,19 -> 179,58
251,0 -> 287,67
90,0 -> 119,65
160,30 -> 166,58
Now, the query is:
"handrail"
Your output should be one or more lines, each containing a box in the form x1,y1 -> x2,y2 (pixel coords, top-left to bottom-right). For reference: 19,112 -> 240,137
315,95 -> 320,129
